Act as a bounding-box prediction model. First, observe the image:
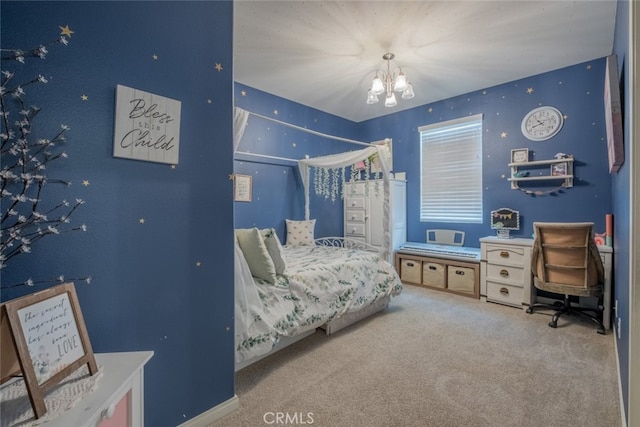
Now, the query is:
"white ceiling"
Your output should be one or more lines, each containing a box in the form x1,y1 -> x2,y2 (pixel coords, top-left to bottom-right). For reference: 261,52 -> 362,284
234,1 -> 618,123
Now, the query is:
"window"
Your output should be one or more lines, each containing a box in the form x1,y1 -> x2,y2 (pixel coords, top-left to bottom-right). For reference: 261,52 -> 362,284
419,114 -> 483,223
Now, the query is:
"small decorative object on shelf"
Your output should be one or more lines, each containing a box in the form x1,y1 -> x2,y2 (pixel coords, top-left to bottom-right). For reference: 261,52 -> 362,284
510,148 -> 529,164
490,208 -> 520,239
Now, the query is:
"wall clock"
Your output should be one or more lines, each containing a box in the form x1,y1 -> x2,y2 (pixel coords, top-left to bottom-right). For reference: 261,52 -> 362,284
521,106 -> 564,141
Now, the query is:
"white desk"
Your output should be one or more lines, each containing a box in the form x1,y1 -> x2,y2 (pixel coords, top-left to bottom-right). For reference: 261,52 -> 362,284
480,236 -> 613,329
1,351 -> 153,427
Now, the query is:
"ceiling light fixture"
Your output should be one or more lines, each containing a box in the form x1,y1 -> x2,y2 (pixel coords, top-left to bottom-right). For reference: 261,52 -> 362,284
366,52 -> 415,107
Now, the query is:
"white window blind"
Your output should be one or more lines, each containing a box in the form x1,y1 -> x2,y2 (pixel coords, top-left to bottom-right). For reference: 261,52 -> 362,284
419,114 -> 483,223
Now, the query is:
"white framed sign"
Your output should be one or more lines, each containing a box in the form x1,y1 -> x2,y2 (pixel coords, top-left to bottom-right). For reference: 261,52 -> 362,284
113,84 -> 181,164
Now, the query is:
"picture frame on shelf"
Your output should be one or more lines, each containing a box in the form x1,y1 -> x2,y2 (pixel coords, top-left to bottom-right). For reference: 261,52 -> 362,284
551,162 -> 567,176
510,148 -> 529,164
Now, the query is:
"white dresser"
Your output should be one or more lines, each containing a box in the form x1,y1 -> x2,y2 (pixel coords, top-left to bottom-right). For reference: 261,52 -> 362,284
480,236 -> 613,329
344,179 -> 406,261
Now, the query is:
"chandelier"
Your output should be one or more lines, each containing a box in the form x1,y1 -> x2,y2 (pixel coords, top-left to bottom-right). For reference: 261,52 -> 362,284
366,52 -> 415,107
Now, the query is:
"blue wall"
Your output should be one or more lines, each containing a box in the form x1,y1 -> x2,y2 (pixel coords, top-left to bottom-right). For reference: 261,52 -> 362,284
612,0 -> 631,419
1,2 -> 234,425
236,61 -> 613,248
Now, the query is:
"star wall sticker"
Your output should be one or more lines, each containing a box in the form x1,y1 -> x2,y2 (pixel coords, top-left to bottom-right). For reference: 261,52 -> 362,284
241,90 -> 247,96
214,63 -> 223,72
171,164 -> 176,169
196,261 -> 202,267
82,180 -> 90,186
139,218 -> 145,224
526,88 -> 534,94
207,99 -> 212,104
81,94 -> 88,101
59,25 -> 74,37
501,132 -> 507,138
273,110 -> 279,115
586,64 -> 592,70
153,54 -> 158,60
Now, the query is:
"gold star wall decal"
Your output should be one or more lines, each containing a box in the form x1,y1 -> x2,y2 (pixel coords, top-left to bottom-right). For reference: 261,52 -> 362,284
139,218 -> 145,224
171,164 -> 176,169
501,132 -> 507,138
59,25 -> 74,37
207,99 -> 212,104
273,110 -> 279,115
214,63 -> 223,72
196,261 -> 202,267
526,88 -> 534,94
153,54 -> 158,60
81,94 -> 88,101
428,107 -> 433,113
241,90 -> 247,96
82,180 -> 90,186
586,64 -> 592,70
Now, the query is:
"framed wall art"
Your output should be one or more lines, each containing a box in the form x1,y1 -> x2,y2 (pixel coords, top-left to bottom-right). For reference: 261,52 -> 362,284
234,174 -> 253,202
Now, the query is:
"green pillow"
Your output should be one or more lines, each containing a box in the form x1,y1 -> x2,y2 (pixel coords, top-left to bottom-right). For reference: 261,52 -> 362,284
235,228 -> 277,284
260,228 -> 287,275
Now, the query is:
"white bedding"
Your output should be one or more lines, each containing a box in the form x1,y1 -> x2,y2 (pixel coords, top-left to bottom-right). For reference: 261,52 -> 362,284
234,242 -> 403,365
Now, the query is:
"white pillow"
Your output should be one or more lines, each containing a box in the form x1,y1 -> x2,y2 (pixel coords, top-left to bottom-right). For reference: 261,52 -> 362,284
235,228 -> 277,284
285,219 -> 316,246
260,228 -> 287,274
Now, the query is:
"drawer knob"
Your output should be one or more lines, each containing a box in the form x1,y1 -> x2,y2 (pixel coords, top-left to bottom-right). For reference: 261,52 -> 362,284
455,270 -> 465,276
500,251 -> 510,258
407,262 -> 415,267
499,269 -> 509,277
429,265 -> 437,271
351,202 -> 356,206
351,229 -> 356,234
351,215 -> 356,220
499,287 -> 509,295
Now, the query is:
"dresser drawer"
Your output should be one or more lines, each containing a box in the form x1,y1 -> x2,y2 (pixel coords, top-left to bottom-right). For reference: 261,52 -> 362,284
345,222 -> 365,237
346,183 -> 365,196
484,263 -> 525,285
345,197 -> 365,209
400,259 -> 421,284
422,262 -> 445,288
485,244 -> 527,266
345,210 -> 365,223
447,266 -> 476,294
486,281 -> 523,307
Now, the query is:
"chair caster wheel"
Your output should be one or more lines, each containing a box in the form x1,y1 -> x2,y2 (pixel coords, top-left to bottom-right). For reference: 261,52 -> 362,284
548,321 -> 557,328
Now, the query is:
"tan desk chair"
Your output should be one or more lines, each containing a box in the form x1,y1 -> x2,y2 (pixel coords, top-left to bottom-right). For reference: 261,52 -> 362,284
526,222 -> 605,334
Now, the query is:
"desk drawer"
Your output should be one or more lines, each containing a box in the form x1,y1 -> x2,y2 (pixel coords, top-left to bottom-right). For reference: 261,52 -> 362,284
400,259 -> 421,284
346,197 -> 365,209
345,222 -> 365,237
345,210 -> 365,223
486,281 -> 522,307
485,244 -> 526,266
485,264 -> 524,284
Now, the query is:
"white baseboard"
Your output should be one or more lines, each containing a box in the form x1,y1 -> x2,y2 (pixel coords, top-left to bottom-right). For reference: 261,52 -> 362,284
178,395 -> 239,427
613,324 -> 627,427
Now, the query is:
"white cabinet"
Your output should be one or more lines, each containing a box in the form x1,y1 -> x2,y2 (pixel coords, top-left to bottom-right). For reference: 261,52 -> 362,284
344,179 -> 406,261
1,351 -> 154,427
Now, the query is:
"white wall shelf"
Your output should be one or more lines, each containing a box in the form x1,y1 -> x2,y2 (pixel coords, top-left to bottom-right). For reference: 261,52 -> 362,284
507,157 -> 574,190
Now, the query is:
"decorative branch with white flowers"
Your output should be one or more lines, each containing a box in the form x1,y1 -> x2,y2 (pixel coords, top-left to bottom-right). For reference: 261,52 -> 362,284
1,36 -> 90,288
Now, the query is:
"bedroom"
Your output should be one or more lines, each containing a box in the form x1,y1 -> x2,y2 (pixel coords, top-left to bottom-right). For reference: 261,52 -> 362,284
0,1 -> 637,427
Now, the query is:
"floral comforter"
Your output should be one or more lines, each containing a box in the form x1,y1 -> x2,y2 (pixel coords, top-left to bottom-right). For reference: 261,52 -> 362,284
235,244 -> 403,364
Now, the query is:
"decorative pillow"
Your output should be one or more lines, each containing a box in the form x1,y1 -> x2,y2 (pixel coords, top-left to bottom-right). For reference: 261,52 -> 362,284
235,228 -> 277,284
285,219 -> 316,246
260,228 -> 287,275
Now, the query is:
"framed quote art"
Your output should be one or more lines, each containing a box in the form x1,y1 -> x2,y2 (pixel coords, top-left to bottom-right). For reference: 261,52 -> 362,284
3,282 -> 98,418
234,174 -> 253,202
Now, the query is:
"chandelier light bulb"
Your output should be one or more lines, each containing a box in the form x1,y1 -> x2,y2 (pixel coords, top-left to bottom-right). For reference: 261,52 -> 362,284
371,74 -> 385,95
366,89 -> 379,104
384,92 -> 397,107
394,71 -> 407,92
402,82 -> 415,99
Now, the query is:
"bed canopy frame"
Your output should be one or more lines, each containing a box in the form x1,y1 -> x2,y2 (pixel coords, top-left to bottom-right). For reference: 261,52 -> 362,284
234,107 -> 393,260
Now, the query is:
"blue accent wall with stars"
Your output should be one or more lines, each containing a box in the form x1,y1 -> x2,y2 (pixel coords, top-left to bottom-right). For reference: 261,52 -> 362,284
235,60 -> 613,246
1,2 -> 234,426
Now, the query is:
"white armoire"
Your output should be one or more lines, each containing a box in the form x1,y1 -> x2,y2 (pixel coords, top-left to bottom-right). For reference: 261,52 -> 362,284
343,179 -> 406,262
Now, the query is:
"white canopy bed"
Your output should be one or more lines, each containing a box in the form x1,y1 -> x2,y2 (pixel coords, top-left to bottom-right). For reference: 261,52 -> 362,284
233,107 -> 402,369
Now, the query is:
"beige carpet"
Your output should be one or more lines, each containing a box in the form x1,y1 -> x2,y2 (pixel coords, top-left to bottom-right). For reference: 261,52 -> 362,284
213,284 -> 621,427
